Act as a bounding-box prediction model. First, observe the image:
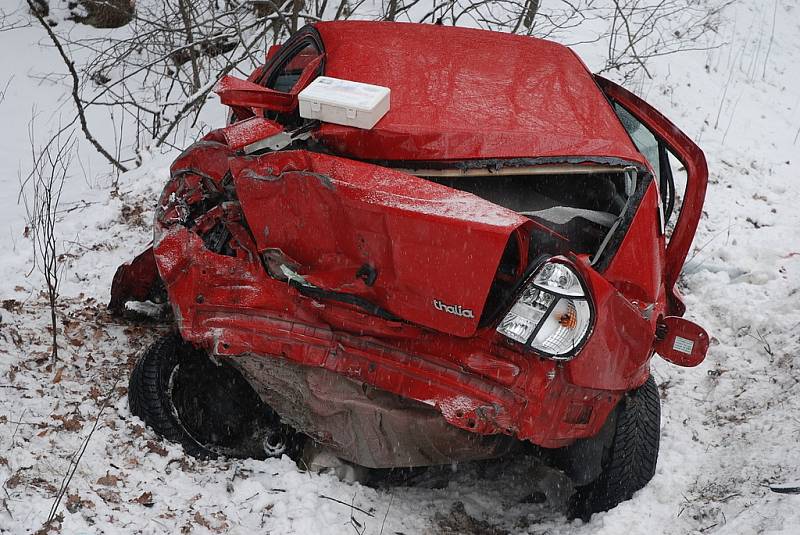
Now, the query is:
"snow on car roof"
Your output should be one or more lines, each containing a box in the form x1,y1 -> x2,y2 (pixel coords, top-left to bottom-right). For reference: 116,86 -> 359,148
313,21 -> 648,166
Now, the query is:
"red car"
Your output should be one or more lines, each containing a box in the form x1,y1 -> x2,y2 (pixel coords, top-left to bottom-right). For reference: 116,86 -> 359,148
113,21 -> 709,517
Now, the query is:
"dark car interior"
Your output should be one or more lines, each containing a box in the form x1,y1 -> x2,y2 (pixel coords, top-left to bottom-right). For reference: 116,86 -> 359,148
424,170 -> 633,256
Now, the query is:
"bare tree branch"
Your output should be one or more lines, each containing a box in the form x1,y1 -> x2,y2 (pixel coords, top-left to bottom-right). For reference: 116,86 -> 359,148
25,0 -> 128,173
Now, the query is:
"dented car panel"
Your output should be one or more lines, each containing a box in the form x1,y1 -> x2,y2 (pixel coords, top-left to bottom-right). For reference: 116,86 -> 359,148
230,149 -> 535,337
116,21 -> 710,474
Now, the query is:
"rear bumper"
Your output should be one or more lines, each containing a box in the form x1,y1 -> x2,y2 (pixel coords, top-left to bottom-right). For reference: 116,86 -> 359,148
193,308 -> 620,448
158,226 -> 624,449
154,222 -> 635,450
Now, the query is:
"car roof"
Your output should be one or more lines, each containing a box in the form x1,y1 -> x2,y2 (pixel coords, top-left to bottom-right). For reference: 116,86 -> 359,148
312,21 -> 647,167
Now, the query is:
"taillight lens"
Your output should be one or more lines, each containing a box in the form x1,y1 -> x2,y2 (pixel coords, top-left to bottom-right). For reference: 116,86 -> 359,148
497,261 -> 593,360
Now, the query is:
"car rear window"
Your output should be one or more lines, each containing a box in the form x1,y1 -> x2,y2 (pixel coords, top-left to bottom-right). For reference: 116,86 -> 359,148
268,41 -> 322,93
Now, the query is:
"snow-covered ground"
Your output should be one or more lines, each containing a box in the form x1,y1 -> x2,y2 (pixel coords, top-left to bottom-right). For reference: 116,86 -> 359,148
2,1 -> 800,533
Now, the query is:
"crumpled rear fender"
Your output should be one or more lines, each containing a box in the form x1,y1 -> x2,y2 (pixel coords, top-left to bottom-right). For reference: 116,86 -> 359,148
108,246 -> 161,314
564,256 -> 655,391
109,132 -> 236,314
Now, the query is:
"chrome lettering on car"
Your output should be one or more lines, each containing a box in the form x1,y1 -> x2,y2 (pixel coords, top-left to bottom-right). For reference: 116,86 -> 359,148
433,299 -> 475,319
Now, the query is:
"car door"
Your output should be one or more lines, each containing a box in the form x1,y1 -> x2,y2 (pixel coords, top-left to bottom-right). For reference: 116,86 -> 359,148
595,75 -> 708,316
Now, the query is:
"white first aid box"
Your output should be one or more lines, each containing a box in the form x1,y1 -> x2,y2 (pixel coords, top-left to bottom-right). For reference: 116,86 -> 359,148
298,76 -> 390,130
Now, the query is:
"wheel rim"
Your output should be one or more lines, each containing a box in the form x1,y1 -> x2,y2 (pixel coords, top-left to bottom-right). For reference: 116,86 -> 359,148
165,355 -> 295,459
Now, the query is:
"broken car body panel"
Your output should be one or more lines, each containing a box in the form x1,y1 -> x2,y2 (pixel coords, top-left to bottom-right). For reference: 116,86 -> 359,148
230,149 -> 534,337
114,22 -> 709,465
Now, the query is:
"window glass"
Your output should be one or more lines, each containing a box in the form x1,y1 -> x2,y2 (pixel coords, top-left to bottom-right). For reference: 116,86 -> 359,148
268,41 -> 321,93
614,102 -> 660,180
611,101 -> 688,230
665,149 -> 687,236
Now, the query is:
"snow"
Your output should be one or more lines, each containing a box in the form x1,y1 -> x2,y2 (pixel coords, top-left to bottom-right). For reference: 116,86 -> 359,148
2,1 -> 800,534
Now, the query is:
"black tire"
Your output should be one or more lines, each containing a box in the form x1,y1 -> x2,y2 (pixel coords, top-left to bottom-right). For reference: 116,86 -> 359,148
129,333 -> 301,460
129,333 -> 216,458
569,375 -> 661,519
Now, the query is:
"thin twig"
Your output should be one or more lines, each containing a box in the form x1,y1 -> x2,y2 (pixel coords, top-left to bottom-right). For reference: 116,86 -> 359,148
47,379 -> 120,524
319,494 -> 375,518
379,491 -> 394,535
9,409 -> 28,448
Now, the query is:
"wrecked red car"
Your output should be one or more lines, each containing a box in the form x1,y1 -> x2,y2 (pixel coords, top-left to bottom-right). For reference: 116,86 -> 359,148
113,21 -> 709,516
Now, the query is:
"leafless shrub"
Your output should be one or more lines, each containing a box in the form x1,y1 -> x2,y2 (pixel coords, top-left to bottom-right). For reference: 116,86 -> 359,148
21,124 -> 76,366
27,0 -> 128,173
376,1 -> 728,81
600,0 -> 731,82
51,1 -> 294,158
431,0 -> 729,82
380,0 -> 586,38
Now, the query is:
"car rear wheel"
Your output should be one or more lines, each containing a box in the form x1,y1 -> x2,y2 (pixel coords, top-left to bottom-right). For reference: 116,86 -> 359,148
569,375 -> 661,519
128,332 -> 302,460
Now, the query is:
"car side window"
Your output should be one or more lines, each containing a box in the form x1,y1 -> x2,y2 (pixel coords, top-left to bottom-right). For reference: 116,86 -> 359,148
613,102 -> 660,180
267,41 -> 321,93
612,102 -> 684,227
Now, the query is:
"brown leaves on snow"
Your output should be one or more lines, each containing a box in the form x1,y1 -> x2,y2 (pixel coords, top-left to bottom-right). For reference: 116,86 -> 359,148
131,491 -> 154,507
188,511 -> 229,533
65,492 -> 95,513
96,472 -> 121,487
145,440 -> 168,457
51,413 -> 84,432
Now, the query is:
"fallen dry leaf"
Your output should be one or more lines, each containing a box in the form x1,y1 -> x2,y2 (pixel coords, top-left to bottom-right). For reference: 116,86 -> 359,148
132,491 -> 154,507
95,488 -> 121,504
5,473 -> 21,489
66,493 -> 81,513
63,418 -> 83,432
1,299 -> 21,313
30,477 -> 58,494
66,493 -> 95,513
51,414 -> 84,432
146,440 -> 168,457
96,472 -> 121,487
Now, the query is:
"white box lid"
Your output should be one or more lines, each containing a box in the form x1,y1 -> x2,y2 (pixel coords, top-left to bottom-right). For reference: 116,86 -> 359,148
299,76 -> 390,112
